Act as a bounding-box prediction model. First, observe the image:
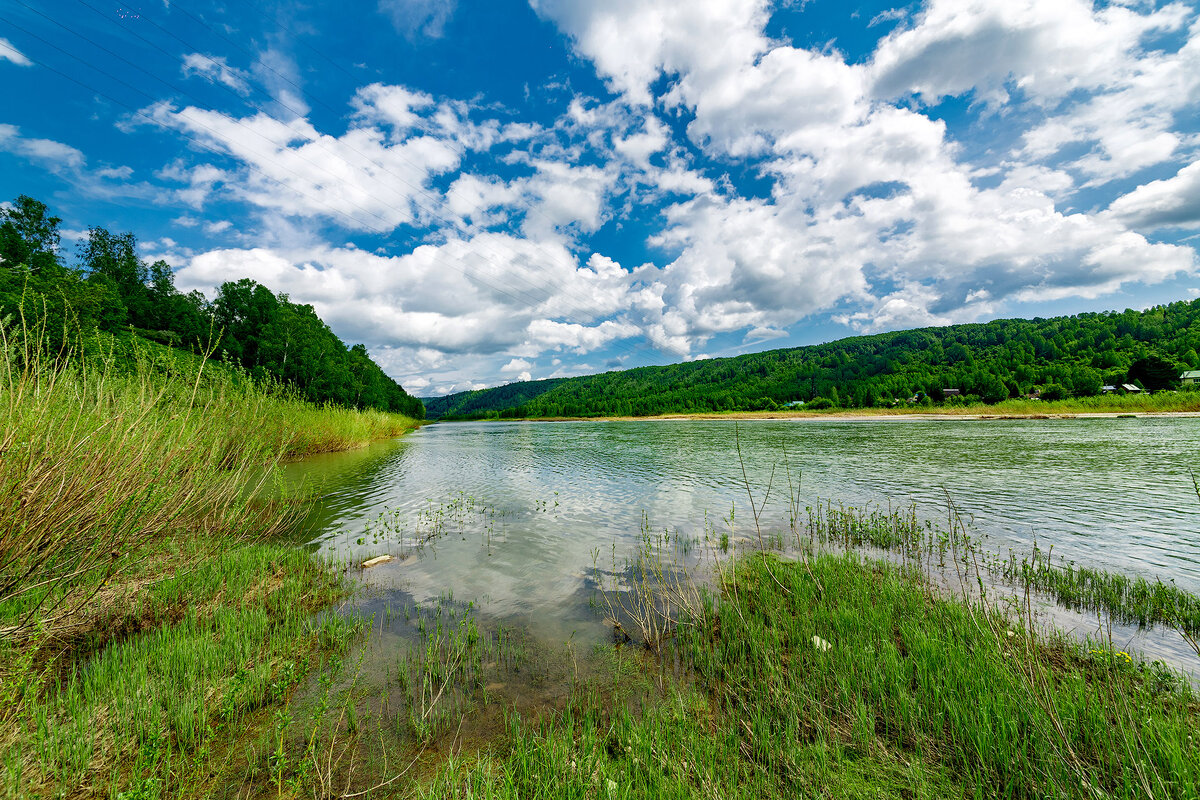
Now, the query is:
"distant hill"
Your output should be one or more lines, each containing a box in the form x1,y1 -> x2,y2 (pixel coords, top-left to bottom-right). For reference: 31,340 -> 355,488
424,299 -> 1200,419
422,377 -> 568,419
1,194 -> 424,419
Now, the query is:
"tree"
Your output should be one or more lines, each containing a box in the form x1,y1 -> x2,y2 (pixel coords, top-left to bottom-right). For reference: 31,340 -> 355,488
1041,383 -> 1068,401
0,195 -> 62,273
80,227 -> 152,328
1127,355 -> 1179,392
975,373 -> 1008,404
0,195 -> 424,417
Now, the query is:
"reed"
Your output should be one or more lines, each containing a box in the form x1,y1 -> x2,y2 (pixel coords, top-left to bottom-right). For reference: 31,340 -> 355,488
0,318 -> 417,643
1002,545 -> 1200,634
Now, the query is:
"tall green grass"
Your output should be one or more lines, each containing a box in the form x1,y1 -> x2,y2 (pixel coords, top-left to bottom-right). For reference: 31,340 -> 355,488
0,320 -> 416,642
686,554 -> 1197,798
863,391 -> 1200,416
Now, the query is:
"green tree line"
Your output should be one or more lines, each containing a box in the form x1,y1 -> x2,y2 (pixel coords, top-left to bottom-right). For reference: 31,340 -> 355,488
426,301 -> 1200,419
0,195 -> 423,419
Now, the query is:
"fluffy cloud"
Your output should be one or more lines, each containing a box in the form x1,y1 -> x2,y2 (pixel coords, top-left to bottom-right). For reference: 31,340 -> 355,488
869,0 -> 1189,105
0,124 -> 154,200
1108,160 -> 1200,229
144,99 -> 461,231
500,358 -> 533,374
527,0 -> 1198,343
530,0 -> 771,105
0,124 -> 85,170
175,233 -> 655,390
863,1 -> 1200,183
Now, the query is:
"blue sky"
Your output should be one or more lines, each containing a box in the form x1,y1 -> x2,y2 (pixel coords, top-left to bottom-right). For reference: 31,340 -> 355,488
2,0 -> 1199,395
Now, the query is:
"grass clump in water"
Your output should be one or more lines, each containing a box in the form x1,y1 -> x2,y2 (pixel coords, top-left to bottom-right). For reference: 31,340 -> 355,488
1003,544 -> 1200,635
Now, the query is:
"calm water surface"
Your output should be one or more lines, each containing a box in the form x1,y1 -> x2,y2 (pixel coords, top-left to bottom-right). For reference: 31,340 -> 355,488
285,418 -> 1200,659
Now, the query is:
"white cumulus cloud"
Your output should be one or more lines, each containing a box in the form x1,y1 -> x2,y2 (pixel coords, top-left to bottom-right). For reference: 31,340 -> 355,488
1108,160 -> 1200,229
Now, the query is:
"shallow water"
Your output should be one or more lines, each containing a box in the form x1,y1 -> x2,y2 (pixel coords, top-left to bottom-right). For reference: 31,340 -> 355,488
284,417 -> 1200,666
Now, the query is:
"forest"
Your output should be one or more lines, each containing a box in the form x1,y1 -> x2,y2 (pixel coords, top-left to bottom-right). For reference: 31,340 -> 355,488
0,195 -> 424,419
425,299 -> 1200,419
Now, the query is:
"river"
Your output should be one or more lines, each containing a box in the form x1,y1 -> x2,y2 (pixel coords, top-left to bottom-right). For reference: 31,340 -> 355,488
284,417 -> 1200,670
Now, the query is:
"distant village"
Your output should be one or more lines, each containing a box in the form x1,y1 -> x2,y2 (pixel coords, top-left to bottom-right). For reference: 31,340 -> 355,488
783,370 -> 1200,409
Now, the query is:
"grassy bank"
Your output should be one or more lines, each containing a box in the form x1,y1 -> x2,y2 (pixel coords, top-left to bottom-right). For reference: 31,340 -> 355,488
419,553 -> 1200,799
6,318 -> 1199,797
0,323 -> 417,797
1,546 -> 355,797
491,390 -> 1200,422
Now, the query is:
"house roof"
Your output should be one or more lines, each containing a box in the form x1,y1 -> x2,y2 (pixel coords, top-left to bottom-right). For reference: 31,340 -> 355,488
1122,383 -> 1141,391
1182,370 -> 1200,379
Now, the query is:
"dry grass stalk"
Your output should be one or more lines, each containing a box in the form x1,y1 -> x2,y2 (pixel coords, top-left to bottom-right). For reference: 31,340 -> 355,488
0,318 -> 294,643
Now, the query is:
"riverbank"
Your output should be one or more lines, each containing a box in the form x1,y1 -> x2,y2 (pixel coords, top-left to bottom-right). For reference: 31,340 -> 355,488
7,338 -> 1200,797
530,409 -> 1200,422
440,392 -> 1200,423
416,552 -> 1199,799
426,384 -> 1200,423
0,336 -> 418,797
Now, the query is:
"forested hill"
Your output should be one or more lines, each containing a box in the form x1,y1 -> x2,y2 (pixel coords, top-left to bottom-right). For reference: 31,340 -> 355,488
0,195 -> 423,419
425,300 -> 1200,419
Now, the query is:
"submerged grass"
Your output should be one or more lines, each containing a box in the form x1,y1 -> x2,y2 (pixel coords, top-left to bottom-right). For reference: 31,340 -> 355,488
802,494 -> 1200,637
1002,545 -> 1200,635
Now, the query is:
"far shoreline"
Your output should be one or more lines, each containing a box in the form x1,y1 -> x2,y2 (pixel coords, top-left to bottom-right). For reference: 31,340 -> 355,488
432,407 -> 1200,423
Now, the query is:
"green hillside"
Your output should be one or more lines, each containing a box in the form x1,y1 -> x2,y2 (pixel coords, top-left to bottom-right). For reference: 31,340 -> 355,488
1,195 -> 423,418
425,300 -> 1200,419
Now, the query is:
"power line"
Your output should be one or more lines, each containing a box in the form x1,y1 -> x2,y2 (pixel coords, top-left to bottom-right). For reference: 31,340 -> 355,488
152,0 -> 683,363
2,9 -> 563,322
5,4 -> 688,378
